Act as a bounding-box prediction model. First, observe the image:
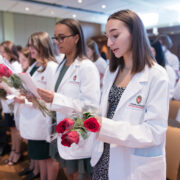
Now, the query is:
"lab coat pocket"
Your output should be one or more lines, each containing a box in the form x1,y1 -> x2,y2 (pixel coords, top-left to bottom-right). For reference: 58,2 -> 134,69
130,154 -> 165,180
125,105 -> 145,124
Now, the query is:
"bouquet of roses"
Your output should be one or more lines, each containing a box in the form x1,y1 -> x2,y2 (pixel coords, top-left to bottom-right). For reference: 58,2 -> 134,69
0,63 -> 52,117
56,110 -> 100,147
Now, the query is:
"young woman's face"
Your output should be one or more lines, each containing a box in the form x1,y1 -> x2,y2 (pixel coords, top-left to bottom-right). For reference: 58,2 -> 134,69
19,52 -> 29,71
87,47 -> 93,60
105,19 -> 132,58
0,46 -> 10,61
28,39 -> 39,59
54,24 -> 79,55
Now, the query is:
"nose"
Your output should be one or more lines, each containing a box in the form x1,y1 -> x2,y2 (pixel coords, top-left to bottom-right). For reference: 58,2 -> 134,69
107,37 -> 113,47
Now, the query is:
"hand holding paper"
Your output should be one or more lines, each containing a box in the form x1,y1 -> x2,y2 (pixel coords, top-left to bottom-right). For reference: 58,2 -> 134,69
37,88 -> 54,103
18,72 -> 41,99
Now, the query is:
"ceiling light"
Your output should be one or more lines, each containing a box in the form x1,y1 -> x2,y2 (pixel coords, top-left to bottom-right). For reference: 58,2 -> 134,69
25,7 -> 29,11
78,0 -> 82,3
72,14 -> 77,18
101,5 -> 106,9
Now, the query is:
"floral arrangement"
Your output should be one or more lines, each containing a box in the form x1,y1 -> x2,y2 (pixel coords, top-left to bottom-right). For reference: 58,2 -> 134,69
0,63 -> 52,117
56,112 -> 100,147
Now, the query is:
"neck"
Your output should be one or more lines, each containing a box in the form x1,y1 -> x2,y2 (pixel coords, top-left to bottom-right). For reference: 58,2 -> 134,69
123,52 -> 133,71
66,49 -> 77,66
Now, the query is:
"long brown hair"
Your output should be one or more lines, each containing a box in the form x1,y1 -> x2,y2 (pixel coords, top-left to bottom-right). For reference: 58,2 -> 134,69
87,39 -> 100,62
108,9 -> 154,73
0,41 -> 19,63
28,32 -> 56,72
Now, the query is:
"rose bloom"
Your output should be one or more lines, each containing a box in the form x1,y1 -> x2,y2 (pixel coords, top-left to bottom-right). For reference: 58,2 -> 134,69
84,117 -> 100,132
0,64 -> 12,77
56,118 -> 75,133
61,131 -> 79,147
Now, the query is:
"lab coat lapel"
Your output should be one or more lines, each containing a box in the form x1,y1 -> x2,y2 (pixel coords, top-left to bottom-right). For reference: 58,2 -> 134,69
113,66 -> 149,116
101,67 -> 119,116
57,59 -> 80,91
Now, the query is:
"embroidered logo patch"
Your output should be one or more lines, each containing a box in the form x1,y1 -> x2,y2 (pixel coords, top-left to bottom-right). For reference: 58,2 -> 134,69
136,95 -> 142,104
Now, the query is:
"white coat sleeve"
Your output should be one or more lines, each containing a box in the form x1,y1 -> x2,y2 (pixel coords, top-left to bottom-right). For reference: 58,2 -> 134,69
98,73 -> 169,148
173,79 -> 180,100
51,63 -> 100,113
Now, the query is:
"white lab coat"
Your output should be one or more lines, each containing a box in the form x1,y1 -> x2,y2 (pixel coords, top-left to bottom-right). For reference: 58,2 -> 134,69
163,47 -> 179,73
19,61 -> 58,141
165,65 -> 176,99
94,57 -> 108,87
14,62 -> 37,130
91,63 -> 169,180
94,57 -> 107,77
51,58 -> 101,160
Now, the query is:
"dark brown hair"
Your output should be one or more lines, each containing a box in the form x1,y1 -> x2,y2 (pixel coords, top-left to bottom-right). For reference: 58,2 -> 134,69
56,18 -> 86,60
28,32 -> 56,72
0,41 -> 19,62
108,9 -> 154,73
87,39 -> 100,62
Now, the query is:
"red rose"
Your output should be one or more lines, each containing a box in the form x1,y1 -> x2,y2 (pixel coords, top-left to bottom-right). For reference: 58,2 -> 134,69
56,118 -> 75,133
61,131 -> 79,147
83,117 -> 100,132
0,64 -> 12,77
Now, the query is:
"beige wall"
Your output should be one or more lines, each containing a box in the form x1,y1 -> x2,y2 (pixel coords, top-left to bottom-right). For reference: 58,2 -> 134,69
0,11 -> 101,46
0,12 -> 3,43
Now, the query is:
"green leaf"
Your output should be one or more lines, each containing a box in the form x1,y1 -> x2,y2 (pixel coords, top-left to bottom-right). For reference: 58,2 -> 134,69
83,112 -> 93,120
10,74 -> 23,89
75,128 -> 88,140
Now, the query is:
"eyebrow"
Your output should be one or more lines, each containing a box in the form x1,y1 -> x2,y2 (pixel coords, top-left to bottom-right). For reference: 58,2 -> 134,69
54,33 -> 65,36
105,28 -> 118,35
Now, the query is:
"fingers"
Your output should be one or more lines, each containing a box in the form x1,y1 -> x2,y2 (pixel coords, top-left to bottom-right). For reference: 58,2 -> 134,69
14,96 -> 25,104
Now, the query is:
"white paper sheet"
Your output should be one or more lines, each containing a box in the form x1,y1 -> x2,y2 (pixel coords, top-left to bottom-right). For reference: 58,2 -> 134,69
18,72 -> 41,99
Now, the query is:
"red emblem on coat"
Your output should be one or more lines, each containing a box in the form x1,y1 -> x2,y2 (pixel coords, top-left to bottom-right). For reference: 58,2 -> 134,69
136,95 -> 142,104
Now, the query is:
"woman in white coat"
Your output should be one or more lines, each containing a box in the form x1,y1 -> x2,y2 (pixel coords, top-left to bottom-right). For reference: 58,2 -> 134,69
91,10 -> 169,180
0,41 -> 22,165
16,32 -> 58,180
151,40 -> 176,99
37,18 -> 101,180
87,39 -> 107,87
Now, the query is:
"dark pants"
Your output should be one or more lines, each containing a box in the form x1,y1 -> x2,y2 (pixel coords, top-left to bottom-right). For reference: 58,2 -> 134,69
0,110 -> 8,155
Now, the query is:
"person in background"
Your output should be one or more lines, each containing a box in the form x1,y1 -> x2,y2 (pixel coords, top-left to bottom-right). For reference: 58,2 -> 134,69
151,40 -> 176,99
0,54 -> 8,157
0,41 -> 22,165
15,47 -> 39,178
158,34 -> 179,79
91,9 -> 169,180
37,18 -> 101,180
16,32 -> 58,180
87,39 -> 107,87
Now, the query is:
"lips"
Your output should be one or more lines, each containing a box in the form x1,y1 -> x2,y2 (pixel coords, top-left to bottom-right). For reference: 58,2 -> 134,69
112,48 -> 119,54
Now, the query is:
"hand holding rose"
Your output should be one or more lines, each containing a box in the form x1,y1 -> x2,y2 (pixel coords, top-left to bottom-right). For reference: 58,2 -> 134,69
56,113 -> 101,147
